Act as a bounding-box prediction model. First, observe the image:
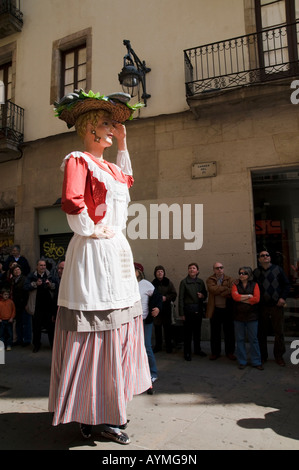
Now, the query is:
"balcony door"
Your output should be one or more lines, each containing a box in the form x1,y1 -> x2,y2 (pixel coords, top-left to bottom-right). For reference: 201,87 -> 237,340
0,62 -> 12,138
255,0 -> 299,78
0,62 -> 12,101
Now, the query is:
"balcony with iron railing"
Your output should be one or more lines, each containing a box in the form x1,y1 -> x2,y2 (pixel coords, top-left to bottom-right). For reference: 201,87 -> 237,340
0,100 -> 24,161
184,21 -> 299,112
0,0 -> 23,38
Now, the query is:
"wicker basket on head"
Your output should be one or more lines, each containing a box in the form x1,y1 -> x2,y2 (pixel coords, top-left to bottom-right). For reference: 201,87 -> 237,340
54,90 -> 139,128
59,98 -> 132,127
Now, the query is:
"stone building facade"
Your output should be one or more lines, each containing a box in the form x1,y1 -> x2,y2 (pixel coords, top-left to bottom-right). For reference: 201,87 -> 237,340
0,0 -> 298,332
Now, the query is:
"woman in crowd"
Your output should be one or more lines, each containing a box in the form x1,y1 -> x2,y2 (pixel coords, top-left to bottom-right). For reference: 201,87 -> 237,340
152,265 -> 177,353
231,266 -> 263,370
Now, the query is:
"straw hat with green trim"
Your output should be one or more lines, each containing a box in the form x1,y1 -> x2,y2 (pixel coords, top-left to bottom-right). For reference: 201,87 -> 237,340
54,89 -> 144,128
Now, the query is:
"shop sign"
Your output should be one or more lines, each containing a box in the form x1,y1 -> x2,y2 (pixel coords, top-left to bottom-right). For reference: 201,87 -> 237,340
255,220 -> 282,234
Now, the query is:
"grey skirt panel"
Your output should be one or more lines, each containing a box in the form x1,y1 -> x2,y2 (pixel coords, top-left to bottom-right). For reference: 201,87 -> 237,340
58,300 -> 142,332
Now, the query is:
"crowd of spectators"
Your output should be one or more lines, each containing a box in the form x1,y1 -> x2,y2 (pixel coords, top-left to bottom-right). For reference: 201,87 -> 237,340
0,245 -> 293,371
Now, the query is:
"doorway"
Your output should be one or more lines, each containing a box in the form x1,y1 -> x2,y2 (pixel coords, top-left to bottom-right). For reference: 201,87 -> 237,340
252,166 -> 299,336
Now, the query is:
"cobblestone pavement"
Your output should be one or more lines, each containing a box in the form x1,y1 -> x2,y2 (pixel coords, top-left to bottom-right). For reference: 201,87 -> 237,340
0,338 -> 299,451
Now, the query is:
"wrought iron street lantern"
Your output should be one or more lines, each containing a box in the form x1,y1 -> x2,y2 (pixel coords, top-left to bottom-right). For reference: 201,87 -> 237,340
118,40 -> 151,106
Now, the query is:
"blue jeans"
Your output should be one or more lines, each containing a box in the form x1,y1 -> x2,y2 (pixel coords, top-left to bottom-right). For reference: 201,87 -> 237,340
234,320 -> 261,366
143,321 -> 158,380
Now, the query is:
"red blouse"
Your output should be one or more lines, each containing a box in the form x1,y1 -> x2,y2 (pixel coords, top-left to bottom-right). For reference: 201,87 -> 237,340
61,152 -> 134,225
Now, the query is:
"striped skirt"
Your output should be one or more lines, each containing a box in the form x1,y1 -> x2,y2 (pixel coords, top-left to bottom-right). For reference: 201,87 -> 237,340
48,310 -> 151,426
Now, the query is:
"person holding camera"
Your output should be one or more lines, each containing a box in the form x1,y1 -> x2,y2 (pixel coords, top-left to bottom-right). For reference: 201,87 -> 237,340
24,259 -> 56,352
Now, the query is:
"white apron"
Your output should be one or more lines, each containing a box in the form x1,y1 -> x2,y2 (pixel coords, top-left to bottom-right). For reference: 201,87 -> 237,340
57,151 -> 140,312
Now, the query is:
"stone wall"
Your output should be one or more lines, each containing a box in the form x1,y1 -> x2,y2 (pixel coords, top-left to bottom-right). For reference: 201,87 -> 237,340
2,90 -> 299,291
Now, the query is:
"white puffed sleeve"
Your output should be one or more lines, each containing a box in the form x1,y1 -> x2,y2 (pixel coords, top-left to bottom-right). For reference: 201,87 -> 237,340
66,208 -> 95,236
116,149 -> 133,176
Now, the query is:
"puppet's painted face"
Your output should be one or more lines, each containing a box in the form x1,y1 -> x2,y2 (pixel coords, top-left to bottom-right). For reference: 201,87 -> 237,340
93,114 -> 116,146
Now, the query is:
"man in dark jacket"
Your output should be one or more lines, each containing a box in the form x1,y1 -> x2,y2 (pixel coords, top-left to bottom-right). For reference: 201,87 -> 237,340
152,265 -> 177,353
253,250 -> 290,366
24,259 -> 57,352
179,263 -> 207,361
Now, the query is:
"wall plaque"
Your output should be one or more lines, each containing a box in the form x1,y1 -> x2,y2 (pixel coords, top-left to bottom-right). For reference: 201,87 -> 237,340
192,162 -> 217,179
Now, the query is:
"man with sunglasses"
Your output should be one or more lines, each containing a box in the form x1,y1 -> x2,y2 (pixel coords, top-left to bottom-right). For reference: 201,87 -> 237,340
253,251 -> 290,366
206,263 -> 235,361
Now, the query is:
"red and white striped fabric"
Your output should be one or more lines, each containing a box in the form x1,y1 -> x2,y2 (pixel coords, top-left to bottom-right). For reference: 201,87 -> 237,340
48,311 -> 151,426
